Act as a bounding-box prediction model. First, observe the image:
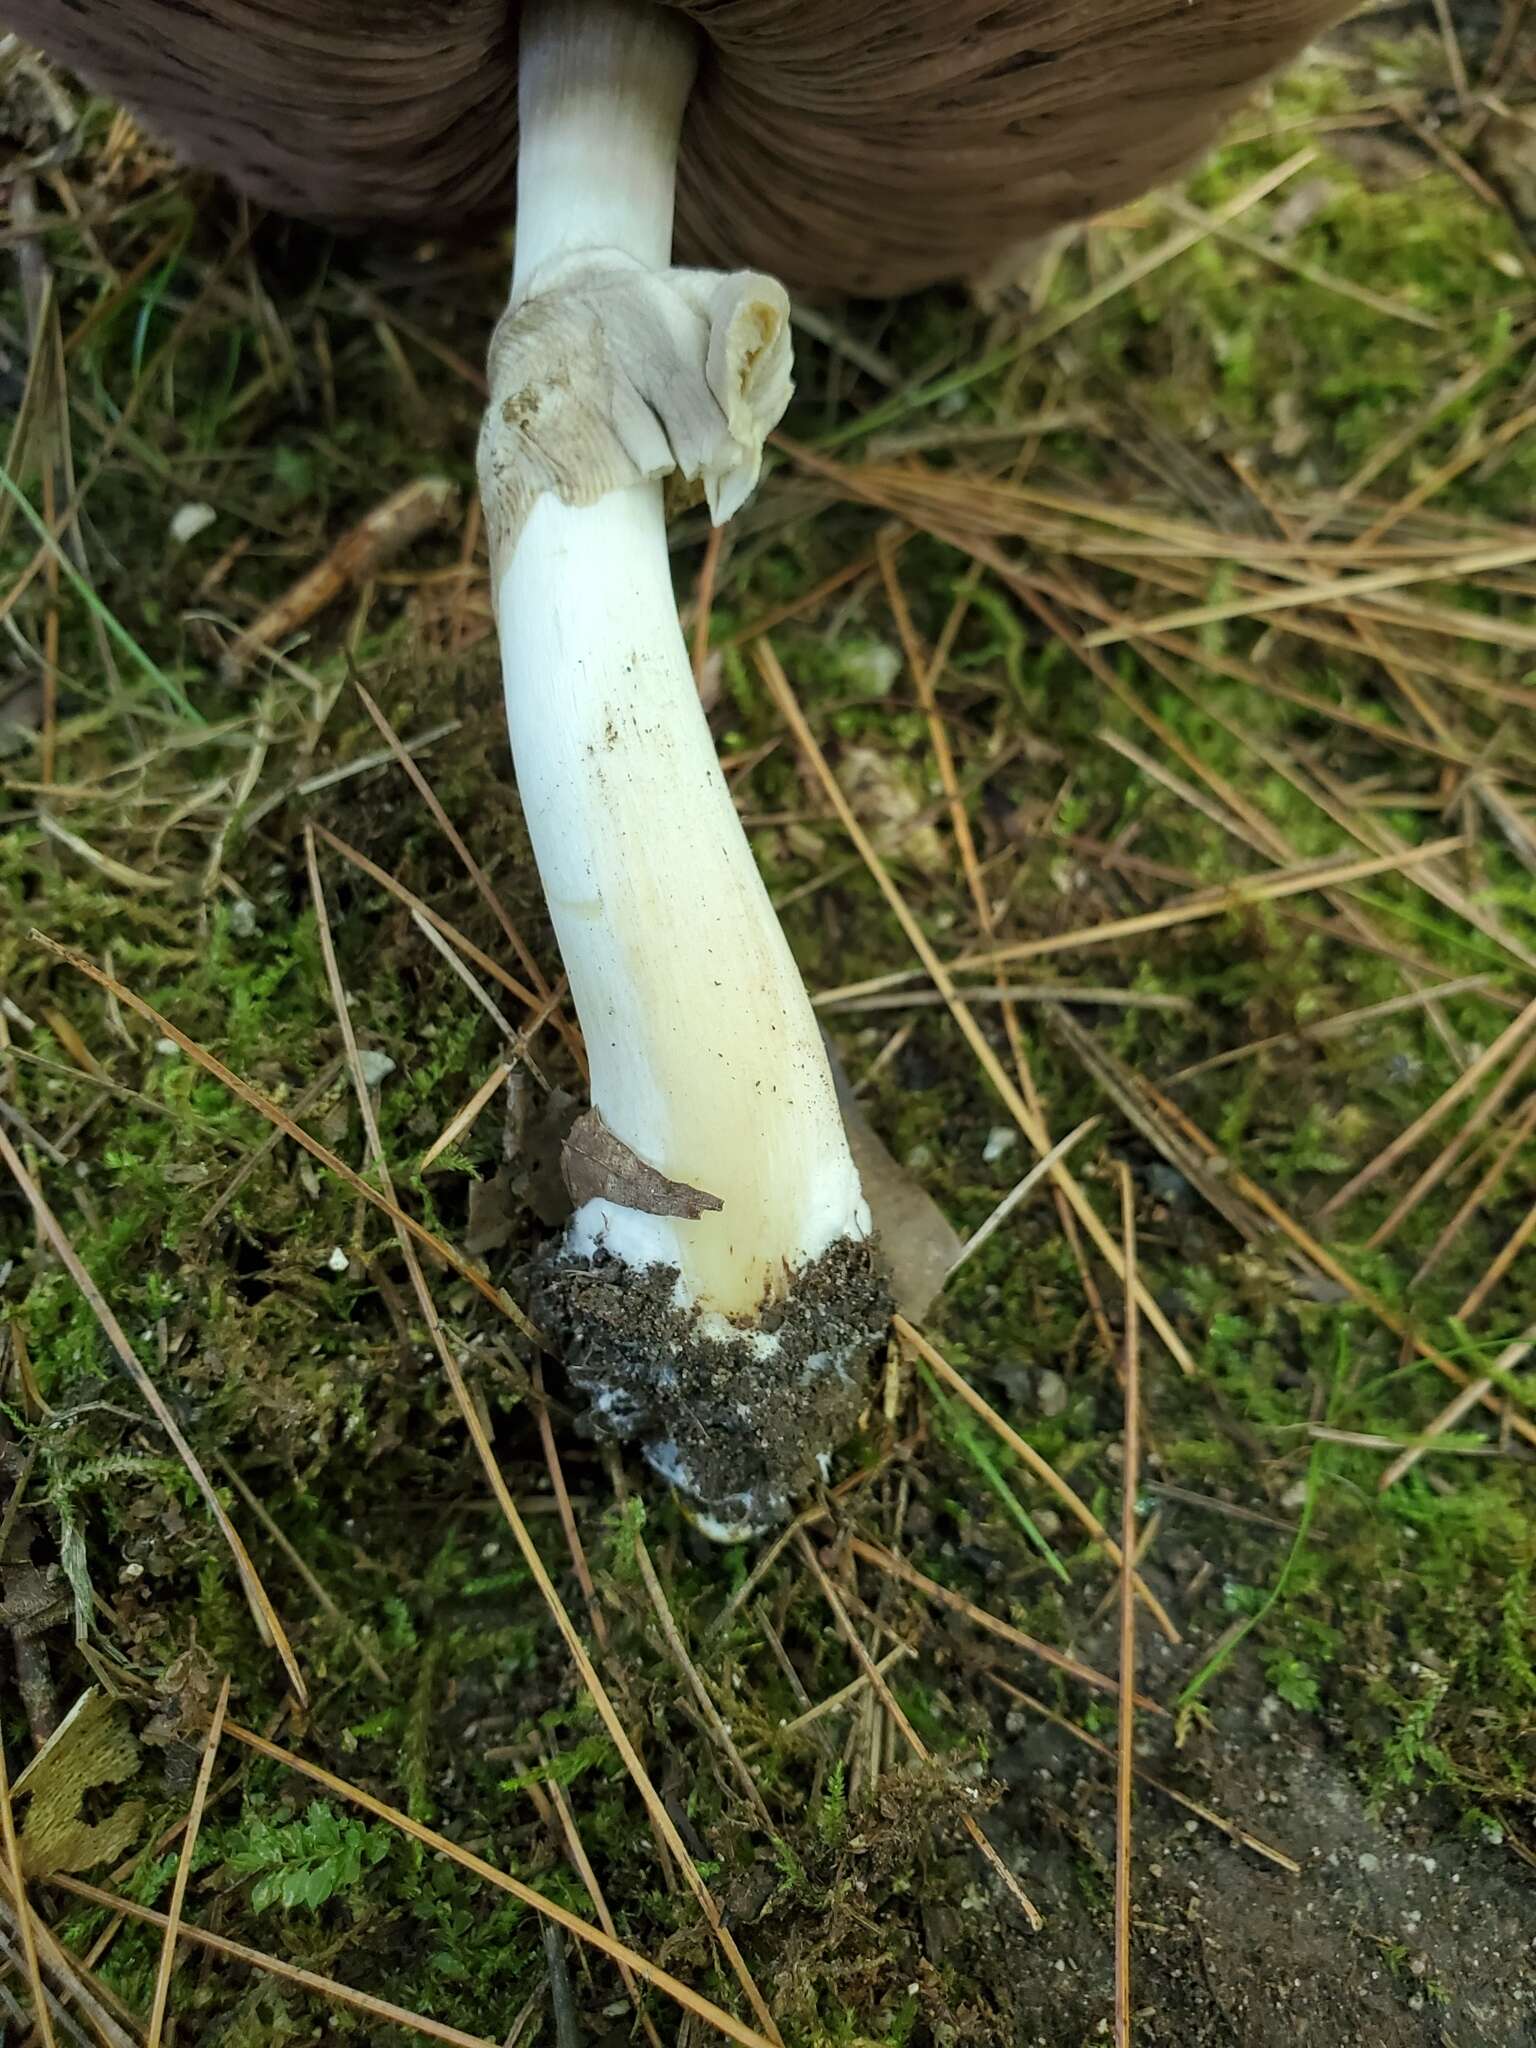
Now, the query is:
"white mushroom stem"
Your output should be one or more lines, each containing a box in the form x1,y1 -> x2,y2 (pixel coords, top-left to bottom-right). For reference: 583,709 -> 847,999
482,0 -> 871,1324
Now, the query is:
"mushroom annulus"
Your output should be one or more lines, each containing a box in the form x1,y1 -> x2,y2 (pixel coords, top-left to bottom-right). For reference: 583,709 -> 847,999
8,0 -> 1350,1533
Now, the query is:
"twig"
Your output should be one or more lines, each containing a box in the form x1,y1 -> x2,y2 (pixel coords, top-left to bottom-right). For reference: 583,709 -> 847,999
0,1122 -> 304,1702
1113,1166 -> 1139,2048
221,478 -> 457,678
542,1922 -> 585,2048
146,1674 -> 230,2048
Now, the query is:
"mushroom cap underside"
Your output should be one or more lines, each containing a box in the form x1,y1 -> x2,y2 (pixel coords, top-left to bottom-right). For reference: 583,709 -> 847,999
8,0 -> 1348,294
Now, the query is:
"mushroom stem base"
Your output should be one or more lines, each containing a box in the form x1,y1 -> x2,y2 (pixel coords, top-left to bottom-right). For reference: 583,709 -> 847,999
535,1240 -> 891,1539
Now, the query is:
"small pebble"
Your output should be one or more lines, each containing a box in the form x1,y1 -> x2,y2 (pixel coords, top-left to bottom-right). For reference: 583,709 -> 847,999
170,501 -> 217,545
1036,1368 -> 1068,1417
327,1246 -> 349,1273
983,1125 -> 1018,1165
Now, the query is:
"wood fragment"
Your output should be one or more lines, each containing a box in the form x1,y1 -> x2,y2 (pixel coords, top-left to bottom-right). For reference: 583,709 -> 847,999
221,477 -> 457,678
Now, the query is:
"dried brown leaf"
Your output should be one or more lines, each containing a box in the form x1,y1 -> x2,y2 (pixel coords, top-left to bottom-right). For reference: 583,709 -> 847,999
560,1109 -> 723,1219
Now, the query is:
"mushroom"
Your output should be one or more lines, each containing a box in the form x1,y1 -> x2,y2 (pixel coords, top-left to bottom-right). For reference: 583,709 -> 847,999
10,0 -> 1347,1534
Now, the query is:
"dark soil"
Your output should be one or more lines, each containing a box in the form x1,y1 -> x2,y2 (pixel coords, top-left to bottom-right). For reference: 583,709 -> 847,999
536,1236 -> 890,1535
979,1624 -> 1536,2047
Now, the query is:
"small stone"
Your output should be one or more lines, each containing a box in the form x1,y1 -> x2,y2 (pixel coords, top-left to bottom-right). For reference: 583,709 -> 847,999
1035,1368 -> 1068,1417
1357,1852 -> 1380,1873
983,1125 -> 1018,1165
327,1246 -> 349,1273
357,1049 -> 396,1087
228,897 -> 258,938
155,1037 -> 179,1057
170,501 -> 217,545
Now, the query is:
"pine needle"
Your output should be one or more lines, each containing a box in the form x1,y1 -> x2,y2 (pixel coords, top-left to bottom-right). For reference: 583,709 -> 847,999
146,1674 -> 230,2048
0,1122 -> 305,1703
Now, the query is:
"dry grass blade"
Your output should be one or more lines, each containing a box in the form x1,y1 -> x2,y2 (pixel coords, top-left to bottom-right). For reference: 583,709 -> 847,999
544,1776 -> 664,2048
32,931 -> 538,1340
221,1721 -> 773,2048
0,1121 -> 305,1703
1366,1029 -> 1536,1251
754,639 -> 1196,1377
1140,1084 -> 1536,1450
843,1536 -> 1164,1712
633,1536 -> 776,1830
761,1645 -> 913,1743
0,1730 -> 56,2048
0,1872 -> 138,2048
302,840 -> 781,2047
312,824 -> 541,1014
947,1118 -> 1101,1276
528,1356 -> 607,1650
1163,976 -> 1495,1084
1455,1193 -> 1536,1325
1114,1165 -> 1140,2048
1412,1091 -> 1536,1287
421,1060 -> 515,1173
146,1674 -> 230,2048
955,839 -> 1465,973
216,1457 -> 390,1687
1045,1005 -> 1287,1258
1320,995 -> 1536,1218
350,679 -> 585,1072
984,1675 -> 1299,1872
796,1531 -> 1044,1930
1080,540 -> 1536,648
1378,1327 -> 1536,1490
54,1876 -> 499,2048
895,1316 -> 1180,1641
